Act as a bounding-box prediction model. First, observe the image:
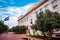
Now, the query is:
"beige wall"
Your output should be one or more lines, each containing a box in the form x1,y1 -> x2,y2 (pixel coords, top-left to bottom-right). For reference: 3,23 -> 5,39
18,0 -> 60,26
18,0 -> 60,35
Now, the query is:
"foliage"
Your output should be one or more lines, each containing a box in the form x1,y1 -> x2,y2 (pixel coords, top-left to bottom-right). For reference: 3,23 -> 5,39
31,24 -> 38,31
9,27 -> 15,32
11,25 -> 27,34
29,34 -> 48,38
0,20 -> 8,34
29,34 -> 41,38
31,10 -> 60,39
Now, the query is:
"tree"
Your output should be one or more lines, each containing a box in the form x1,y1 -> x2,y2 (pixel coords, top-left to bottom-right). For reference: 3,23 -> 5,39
54,12 -> 60,29
19,25 -> 27,34
31,24 -> 38,31
31,10 -> 60,40
9,27 -> 15,32
45,10 -> 60,40
31,24 -> 38,35
0,20 -> 8,34
44,10 -> 56,39
12,25 -> 27,34
36,11 -> 47,37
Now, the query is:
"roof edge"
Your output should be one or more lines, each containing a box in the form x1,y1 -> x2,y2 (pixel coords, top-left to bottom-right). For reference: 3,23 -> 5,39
18,0 -> 48,21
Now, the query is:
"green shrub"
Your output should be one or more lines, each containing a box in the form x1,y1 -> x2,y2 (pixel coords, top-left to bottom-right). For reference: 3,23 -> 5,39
29,34 -> 48,38
0,20 -> 8,34
29,34 -> 41,38
13,25 -> 27,34
19,25 -> 27,34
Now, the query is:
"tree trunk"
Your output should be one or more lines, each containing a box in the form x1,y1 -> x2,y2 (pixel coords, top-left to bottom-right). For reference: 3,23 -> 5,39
48,30 -> 53,40
33,30 -> 35,35
42,32 -> 46,37
49,33 -> 52,40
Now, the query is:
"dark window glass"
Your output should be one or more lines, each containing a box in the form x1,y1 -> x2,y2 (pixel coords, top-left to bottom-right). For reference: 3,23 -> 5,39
30,19 -> 32,24
51,0 -> 57,3
53,5 -> 58,9
40,8 -> 42,11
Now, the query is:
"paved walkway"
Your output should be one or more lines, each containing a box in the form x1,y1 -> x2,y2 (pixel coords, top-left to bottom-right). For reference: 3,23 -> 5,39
0,32 -> 44,40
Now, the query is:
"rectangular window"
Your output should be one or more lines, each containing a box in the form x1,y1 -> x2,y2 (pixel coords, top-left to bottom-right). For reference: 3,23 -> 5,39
36,11 -> 38,17
40,8 -> 43,12
27,17 -> 28,21
53,4 -> 58,9
30,19 -> 33,24
40,8 -> 42,11
24,18 -> 26,22
45,4 -> 48,8
45,4 -> 49,10
51,0 -> 57,3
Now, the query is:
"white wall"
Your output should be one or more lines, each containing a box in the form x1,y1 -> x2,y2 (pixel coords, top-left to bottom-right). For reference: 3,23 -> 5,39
18,0 -> 60,35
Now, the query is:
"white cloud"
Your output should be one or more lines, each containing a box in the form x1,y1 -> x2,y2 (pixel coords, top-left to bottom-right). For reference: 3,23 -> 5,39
4,16 -> 18,28
0,8 -> 6,11
1,3 -> 35,28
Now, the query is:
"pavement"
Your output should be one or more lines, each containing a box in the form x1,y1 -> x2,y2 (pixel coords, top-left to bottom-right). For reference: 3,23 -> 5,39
0,32 -> 45,40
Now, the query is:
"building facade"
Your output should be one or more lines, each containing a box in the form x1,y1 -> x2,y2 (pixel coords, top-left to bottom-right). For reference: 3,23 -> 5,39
18,0 -> 60,37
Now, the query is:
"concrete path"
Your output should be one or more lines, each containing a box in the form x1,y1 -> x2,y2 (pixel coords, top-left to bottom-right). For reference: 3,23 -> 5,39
0,32 -> 44,40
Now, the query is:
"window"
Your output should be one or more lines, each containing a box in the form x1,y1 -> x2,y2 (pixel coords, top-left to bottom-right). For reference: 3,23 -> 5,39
51,0 -> 57,3
24,18 -> 26,22
53,4 -> 58,9
30,19 -> 33,24
45,4 -> 48,8
45,4 -> 49,10
40,8 -> 42,11
36,11 -> 38,16
27,17 -> 28,21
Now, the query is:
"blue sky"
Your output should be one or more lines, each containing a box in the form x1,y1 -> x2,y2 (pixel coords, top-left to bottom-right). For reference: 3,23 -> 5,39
0,0 -> 40,7
0,0 -> 41,28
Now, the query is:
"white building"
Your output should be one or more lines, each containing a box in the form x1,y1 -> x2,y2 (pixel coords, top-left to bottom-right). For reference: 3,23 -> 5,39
18,0 -> 60,37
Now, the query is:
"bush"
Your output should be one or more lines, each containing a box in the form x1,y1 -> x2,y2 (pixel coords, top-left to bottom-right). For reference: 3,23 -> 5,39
0,20 -> 8,34
30,34 -> 41,38
13,25 -> 27,34
8,26 -> 16,32
29,34 -> 48,38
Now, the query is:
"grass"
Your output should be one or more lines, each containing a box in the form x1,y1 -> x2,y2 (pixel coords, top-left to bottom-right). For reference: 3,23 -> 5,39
29,34 -> 48,39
